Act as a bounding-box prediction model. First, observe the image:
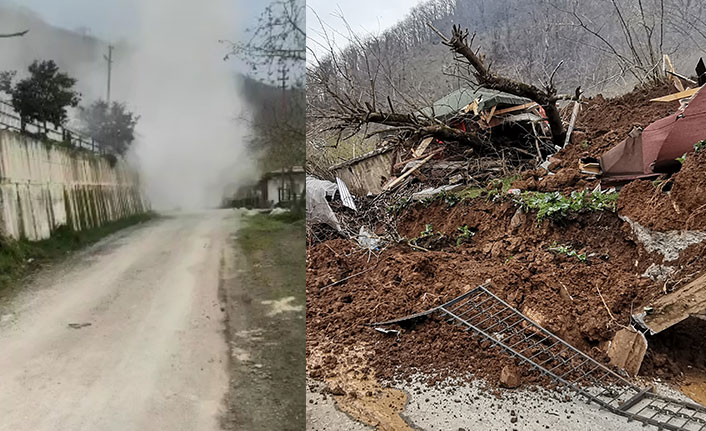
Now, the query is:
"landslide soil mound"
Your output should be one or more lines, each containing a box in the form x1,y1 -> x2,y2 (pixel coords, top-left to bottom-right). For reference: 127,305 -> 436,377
555,81 -> 680,170
306,81 -> 706,391
306,195 -> 701,387
618,150 -> 706,231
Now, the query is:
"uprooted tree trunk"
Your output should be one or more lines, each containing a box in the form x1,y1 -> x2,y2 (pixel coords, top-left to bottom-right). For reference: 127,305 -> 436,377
352,109 -> 487,148
314,84 -> 489,150
432,24 -> 572,147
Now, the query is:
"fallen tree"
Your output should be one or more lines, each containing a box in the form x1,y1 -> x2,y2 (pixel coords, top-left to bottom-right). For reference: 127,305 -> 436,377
430,24 -> 578,147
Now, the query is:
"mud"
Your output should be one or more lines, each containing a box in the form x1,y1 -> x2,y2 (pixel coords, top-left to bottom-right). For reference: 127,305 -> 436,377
641,317 -> 706,386
306,81 -> 706,404
619,151 -> 706,232
308,346 -> 413,430
307,194 -> 697,388
553,81 -> 680,171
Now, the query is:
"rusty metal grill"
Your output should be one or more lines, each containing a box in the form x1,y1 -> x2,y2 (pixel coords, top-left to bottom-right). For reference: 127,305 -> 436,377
374,285 -> 706,430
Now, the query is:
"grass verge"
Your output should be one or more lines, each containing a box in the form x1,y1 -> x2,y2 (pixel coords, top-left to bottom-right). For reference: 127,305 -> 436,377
221,211 -> 305,431
0,212 -> 156,293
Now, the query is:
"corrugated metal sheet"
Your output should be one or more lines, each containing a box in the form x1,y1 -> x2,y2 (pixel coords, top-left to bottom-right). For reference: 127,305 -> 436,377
336,177 -> 357,211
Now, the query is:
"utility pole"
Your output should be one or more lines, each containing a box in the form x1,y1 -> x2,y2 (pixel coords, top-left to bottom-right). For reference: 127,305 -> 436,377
279,64 -> 288,113
104,45 -> 114,104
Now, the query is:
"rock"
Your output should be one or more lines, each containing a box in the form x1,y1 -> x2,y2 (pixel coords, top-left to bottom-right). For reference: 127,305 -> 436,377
509,208 -> 526,232
490,241 -> 505,259
607,328 -> 647,376
500,365 -> 521,389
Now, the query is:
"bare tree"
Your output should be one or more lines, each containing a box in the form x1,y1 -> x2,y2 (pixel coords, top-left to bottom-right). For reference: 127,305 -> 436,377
222,0 -> 304,85
431,24 -> 578,146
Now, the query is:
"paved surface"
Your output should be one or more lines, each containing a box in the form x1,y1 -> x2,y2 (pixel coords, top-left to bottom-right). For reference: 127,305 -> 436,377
0,210 -> 234,431
306,376 -> 659,430
306,380 -> 373,431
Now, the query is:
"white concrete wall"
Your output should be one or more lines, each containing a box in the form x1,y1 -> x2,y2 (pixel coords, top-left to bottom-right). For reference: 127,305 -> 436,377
266,174 -> 305,206
0,130 -> 149,241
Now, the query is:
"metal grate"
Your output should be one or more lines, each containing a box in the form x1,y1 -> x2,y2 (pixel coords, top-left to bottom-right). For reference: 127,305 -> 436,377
374,285 -> 706,430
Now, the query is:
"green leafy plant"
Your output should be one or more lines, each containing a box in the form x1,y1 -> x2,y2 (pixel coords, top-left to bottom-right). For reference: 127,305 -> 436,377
387,197 -> 411,214
676,153 -> 687,164
695,140 -> 705,153
513,189 -> 619,222
442,191 -> 461,207
419,191 -> 462,208
456,224 -> 475,246
549,242 -> 588,262
419,223 -> 435,238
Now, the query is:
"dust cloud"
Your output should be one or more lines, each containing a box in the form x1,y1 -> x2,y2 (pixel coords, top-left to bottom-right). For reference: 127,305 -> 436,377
123,0 -> 255,210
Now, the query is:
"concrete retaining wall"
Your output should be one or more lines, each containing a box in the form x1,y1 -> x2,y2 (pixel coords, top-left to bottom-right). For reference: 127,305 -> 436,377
0,130 -> 149,241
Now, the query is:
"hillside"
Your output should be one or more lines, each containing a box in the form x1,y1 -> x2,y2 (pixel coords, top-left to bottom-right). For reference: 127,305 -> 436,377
0,4 -> 108,101
307,0 -> 706,171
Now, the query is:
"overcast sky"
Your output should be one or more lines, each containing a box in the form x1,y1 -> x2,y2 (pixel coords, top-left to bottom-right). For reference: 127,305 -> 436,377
306,0 -> 423,62
3,0 -> 258,43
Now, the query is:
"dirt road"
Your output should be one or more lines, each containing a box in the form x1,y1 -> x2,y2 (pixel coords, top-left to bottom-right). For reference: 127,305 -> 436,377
0,210 -> 234,431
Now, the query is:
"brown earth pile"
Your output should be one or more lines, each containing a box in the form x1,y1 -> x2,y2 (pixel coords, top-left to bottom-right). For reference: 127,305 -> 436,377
555,81 -> 680,170
306,81 -> 706,390
515,81 -> 681,193
619,150 -> 706,231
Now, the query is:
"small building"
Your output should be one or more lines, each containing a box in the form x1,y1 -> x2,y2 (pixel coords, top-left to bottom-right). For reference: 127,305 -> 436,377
329,146 -> 400,196
261,166 -> 305,207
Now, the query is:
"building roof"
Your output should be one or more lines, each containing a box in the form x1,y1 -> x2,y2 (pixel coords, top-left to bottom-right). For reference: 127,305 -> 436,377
329,145 -> 395,171
417,86 -> 531,120
262,166 -> 305,180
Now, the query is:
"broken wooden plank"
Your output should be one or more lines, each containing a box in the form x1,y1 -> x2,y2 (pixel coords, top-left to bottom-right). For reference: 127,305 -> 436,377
482,105 -> 497,124
413,136 -> 433,158
638,272 -> 706,334
608,328 -> 647,376
384,153 -> 435,191
650,86 -> 702,102
392,148 -> 443,171
563,100 -> 581,148
464,99 -> 479,115
493,102 -> 538,116
664,54 -> 685,92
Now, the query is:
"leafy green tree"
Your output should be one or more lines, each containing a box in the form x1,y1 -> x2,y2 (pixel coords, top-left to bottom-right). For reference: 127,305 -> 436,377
0,60 -> 80,132
79,100 -> 139,155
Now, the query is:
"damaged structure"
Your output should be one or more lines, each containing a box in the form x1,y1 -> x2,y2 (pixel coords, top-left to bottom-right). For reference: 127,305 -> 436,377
307,23 -> 706,428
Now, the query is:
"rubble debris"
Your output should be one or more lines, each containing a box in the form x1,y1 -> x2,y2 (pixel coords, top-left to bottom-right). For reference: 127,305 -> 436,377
417,86 -> 533,123
413,136 -> 433,158
499,365 -> 521,389
357,227 -> 382,251
330,145 -> 398,196
306,176 -> 341,232
336,177 -> 357,211
411,184 -> 465,201
383,153 -> 435,191
371,285 -> 703,428
635,273 -> 706,335
307,78 -> 706,416
641,263 -> 676,283
592,85 -> 706,182
620,216 -> 706,262
607,328 -> 648,376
